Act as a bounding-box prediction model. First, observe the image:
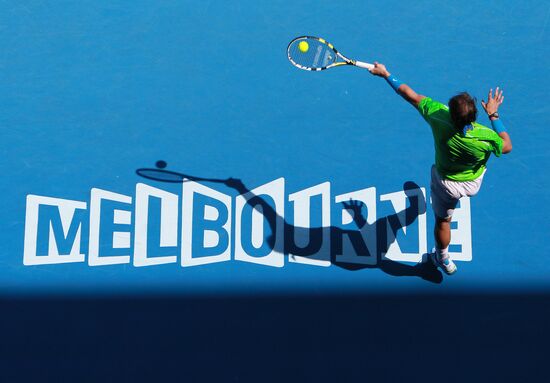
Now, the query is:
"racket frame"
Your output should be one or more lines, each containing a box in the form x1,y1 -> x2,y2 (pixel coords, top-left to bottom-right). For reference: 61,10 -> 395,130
136,168 -> 186,183
287,36 -> 373,71
136,168 -> 228,184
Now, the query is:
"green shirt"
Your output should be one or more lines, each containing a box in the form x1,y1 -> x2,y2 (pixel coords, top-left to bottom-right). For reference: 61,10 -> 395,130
418,97 -> 503,181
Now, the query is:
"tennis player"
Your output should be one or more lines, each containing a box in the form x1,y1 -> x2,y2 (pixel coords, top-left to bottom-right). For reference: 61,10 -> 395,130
369,63 -> 512,275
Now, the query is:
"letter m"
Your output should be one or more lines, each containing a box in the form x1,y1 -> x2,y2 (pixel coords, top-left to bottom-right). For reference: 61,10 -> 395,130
24,195 -> 87,265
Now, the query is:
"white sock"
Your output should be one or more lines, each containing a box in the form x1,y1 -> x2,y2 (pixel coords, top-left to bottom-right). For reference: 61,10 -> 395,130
436,247 -> 449,260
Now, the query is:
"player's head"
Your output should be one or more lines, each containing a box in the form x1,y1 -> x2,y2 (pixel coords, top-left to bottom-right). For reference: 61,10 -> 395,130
449,92 -> 477,130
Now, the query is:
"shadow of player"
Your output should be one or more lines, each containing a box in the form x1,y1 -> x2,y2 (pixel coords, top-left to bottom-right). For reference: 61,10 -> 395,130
223,177 -> 442,284
135,164 -> 442,283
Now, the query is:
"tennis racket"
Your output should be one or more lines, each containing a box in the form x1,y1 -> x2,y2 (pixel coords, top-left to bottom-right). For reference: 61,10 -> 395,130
287,36 -> 374,71
136,168 -> 227,184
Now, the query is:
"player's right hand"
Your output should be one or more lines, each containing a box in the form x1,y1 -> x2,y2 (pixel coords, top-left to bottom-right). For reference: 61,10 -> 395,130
369,62 -> 391,78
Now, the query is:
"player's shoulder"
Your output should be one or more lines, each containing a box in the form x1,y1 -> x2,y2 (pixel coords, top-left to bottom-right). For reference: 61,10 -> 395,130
471,121 -> 494,132
417,98 -> 451,125
468,122 -> 500,140
418,97 -> 449,112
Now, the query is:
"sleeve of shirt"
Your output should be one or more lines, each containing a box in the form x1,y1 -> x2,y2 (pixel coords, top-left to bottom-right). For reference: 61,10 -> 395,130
417,97 -> 448,118
487,131 -> 504,157
475,125 -> 504,157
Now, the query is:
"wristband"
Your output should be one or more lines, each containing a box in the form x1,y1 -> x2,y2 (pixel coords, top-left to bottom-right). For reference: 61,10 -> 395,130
385,74 -> 403,93
491,118 -> 507,134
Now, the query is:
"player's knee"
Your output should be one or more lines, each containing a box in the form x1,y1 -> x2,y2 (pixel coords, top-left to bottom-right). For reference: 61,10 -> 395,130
435,215 -> 452,224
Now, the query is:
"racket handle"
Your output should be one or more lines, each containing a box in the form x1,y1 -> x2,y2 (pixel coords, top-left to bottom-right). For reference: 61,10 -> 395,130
354,60 -> 374,70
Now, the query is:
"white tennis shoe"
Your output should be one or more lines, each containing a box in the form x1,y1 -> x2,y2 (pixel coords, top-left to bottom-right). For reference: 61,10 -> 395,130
430,252 -> 457,275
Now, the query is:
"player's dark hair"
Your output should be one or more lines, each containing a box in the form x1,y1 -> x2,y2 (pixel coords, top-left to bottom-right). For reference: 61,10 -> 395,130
448,92 -> 477,130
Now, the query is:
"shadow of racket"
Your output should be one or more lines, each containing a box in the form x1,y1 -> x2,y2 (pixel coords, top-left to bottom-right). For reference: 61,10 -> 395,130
136,168 -> 227,184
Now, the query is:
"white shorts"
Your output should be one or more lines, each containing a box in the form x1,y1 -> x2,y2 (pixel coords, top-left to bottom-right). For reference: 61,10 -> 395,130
430,165 -> 485,220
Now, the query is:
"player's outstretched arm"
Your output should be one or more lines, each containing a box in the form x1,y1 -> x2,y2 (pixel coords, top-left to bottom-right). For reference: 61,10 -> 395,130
369,62 -> 425,107
481,87 -> 512,154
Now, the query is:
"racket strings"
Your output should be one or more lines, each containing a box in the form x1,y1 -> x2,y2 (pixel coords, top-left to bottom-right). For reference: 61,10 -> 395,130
288,38 -> 337,70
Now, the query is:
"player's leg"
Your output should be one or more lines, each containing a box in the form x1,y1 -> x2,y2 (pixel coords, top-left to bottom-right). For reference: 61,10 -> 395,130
434,216 -> 451,250
431,216 -> 457,275
430,166 -> 458,275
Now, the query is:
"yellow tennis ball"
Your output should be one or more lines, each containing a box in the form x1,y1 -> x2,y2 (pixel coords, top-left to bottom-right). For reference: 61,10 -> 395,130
298,41 -> 309,53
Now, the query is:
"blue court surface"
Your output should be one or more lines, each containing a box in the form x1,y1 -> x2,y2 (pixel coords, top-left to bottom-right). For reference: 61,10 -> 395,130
1,1 -> 549,381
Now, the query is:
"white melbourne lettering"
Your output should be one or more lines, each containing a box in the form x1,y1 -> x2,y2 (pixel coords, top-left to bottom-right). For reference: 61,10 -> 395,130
23,178 -> 473,268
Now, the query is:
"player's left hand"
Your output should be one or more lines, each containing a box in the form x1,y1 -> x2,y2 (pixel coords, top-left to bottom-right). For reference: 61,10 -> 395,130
481,87 -> 504,116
